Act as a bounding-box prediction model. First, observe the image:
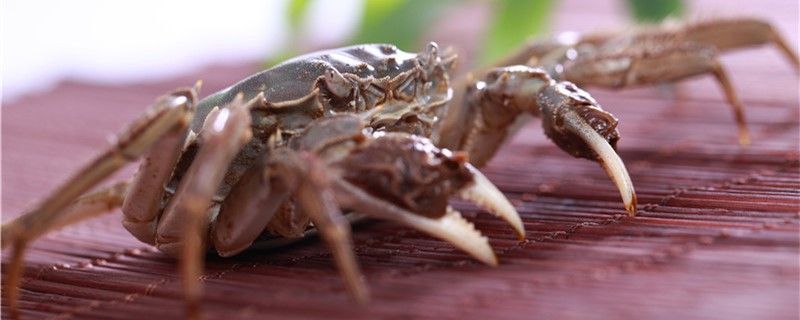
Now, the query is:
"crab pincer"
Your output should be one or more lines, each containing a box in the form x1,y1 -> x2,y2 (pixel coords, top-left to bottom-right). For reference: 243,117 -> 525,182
449,66 -> 637,216
334,132 -> 525,264
537,82 -> 637,215
292,115 -> 526,266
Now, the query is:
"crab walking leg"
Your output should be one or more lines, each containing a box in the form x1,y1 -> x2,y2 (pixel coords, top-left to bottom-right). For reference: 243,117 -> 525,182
123,92 -> 196,244
680,17 -> 800,70
1,89 -> 195,319
708,62 -> 750,145
497,18 -> 800,74
267,151 -> 370,304
2,88 -> 195,250
2,181 -> 129,320
297,180 -> 370,304
443,66 -> 637,215
562,43 -> 750,145
151,94 -> 252,319
211,159 -> 291,257
1,182 -> 129,318
1,181 -> 130,244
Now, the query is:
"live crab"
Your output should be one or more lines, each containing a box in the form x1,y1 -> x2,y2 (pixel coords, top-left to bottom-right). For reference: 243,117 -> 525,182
2,17 -> 797,319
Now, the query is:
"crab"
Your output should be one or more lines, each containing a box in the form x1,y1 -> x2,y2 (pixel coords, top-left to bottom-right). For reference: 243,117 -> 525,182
2,16 -> 797,319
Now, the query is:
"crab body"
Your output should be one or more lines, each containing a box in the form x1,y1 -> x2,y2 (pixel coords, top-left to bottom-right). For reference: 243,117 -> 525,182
145,44 -> 460,252
166,43 -> 451,201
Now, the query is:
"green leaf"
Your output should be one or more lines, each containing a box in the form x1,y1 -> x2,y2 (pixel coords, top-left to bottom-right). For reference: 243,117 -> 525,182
360,0 -> 405,29
288,0 -> 313,29
481,0 -> 556,65
353,0 -> 454,51
626,0 -> 684,23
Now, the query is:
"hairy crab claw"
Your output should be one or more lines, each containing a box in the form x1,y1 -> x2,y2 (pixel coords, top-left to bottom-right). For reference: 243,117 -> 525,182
539,82 -> 637,215
333,132 -> 524,265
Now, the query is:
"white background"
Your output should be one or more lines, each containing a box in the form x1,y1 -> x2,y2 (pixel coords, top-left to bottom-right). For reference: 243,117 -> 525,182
2,0 -> 363,102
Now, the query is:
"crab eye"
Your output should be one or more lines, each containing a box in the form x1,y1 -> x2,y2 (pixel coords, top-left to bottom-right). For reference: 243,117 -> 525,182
423,42 -> 440,66
323,67 -> 352,98
559,82 -> 597,105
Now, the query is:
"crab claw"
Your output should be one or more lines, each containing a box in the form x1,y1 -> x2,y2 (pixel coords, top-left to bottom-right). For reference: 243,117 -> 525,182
331,131 -> 528,264
458,164 -> 525,240
540,82 -> 637,216
333,179 -> 497,266
563,108 -> 637,215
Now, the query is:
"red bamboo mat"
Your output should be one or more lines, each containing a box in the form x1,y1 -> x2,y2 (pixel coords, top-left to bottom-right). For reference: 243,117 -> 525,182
3,0 -> 799,319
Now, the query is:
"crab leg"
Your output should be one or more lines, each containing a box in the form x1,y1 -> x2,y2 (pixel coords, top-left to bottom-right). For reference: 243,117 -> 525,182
293,156 -> 370,304
267,150 -> 370,304
680,17 -> 800,69
123,85 -> 197,244
211,159 -> 291,257
562,42 -> 750,145
2,89 -> 195,249
2,181 -> 130,320
500,17 -> 800,73
151,94 -> 252,319
1,88 -> 196,320
1,181 -> 130,244
1,182 -> 130,320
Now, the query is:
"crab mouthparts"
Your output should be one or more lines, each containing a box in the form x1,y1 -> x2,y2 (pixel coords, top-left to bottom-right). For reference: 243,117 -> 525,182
563,110 -> 638,216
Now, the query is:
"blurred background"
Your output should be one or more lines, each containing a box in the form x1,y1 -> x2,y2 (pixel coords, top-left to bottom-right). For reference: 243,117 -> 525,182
2,0 -> 686,103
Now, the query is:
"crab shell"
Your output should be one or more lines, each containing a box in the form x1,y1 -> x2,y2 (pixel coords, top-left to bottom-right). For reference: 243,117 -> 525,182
195,43 -> 454,134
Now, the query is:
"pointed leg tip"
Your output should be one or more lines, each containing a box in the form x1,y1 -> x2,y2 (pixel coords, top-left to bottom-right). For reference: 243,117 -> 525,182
10,308 -> 20,320
625,203 -> 637,217
625,193 -> 638,217
511,221 -> 526,241
343,273 -> 371,305
511,219 -> 526,241
515,230 -> 527,242
185,301 -> 203,320
738,132 -> 751,146
350,284 -> 372,305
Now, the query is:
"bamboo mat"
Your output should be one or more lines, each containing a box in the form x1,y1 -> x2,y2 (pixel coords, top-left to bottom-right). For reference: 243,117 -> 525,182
2,0 -> 799,319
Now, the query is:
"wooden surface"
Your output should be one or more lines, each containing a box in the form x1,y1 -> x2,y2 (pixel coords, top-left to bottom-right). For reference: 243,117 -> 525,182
3,0 -> 799,319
